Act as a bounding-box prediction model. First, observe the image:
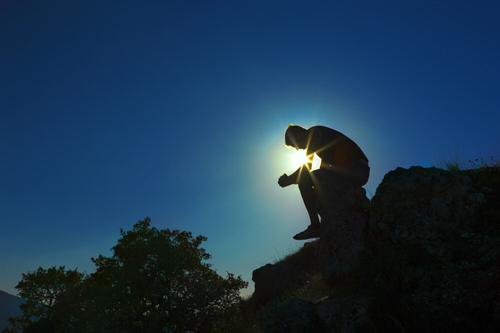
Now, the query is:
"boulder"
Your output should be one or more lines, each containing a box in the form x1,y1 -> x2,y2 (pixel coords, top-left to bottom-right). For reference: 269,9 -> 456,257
257,298 -> 319,333
316,295 -> 370,333
257,295 -> 370,333
316,182 -> 370,276
247,241 -> 319,312
370,166 -> 491,264
257,295 -> 369,333
369,166 -> 499,331
251,166 -> 499,332
370,166 -> 486,239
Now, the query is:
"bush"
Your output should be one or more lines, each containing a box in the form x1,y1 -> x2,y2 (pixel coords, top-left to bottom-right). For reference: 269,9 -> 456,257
3,218 -> 248,333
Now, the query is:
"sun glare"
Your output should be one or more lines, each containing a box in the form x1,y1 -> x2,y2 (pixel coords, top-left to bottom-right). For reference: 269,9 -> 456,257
291,150 -> 309,167
290,150 -> 320,171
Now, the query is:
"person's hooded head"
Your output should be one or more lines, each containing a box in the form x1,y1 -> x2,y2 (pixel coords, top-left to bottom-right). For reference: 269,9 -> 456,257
285,125 -> 308,150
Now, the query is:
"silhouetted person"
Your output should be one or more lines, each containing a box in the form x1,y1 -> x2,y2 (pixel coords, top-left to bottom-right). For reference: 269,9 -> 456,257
278,125 -> 369,240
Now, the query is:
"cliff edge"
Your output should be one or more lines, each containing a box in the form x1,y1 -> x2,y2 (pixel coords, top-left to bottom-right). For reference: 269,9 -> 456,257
249,166 -> 499,332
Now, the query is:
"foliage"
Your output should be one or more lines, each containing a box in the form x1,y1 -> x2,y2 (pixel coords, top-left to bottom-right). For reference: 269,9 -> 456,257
3,218 -> 247,333
3,266 -> 85,333
438,155 -> 500,235
436,152 -> 500,184
456,156 -> 500,188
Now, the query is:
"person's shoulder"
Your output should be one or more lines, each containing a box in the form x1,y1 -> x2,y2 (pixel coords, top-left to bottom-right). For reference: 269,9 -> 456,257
310,125 -> 342,136
309,125 -> 331,132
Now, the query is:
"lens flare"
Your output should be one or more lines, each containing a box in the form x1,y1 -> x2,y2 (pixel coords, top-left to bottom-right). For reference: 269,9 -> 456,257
289,150 -> 320,171
290,150 -> 309,168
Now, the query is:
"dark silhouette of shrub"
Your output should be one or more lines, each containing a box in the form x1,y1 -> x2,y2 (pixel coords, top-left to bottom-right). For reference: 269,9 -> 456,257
3,218 -> 247,333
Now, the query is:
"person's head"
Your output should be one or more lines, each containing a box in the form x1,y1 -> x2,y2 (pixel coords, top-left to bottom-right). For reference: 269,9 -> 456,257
285,124 -> 308,150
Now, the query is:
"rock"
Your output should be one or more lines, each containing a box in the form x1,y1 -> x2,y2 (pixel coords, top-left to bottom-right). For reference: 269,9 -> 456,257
370,166 -> 488,260
257,296 -> 368,333
257,295 -> 369,333
370,166 -> 485,235
316,182 -> 370,276
248,241 -> 319,312
369,166 -> 499,331
316,296 -> 369,333
257,298 -> 319,333
250,165 -> 499,332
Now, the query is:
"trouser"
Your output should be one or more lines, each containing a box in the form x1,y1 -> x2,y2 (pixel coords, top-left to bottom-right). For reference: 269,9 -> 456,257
303,160 -> 370,187
297,160 -> 369,224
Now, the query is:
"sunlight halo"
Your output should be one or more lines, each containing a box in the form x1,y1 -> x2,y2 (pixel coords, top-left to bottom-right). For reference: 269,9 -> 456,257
289,150 -> 320,171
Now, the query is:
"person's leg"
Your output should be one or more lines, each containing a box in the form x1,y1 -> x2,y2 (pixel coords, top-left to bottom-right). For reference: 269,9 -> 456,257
321,161 -> 370,186
298,170 -> 320,227
347,160 -> 370,186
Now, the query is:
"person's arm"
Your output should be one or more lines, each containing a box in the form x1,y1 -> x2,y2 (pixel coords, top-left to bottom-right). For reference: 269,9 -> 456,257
278,153 -> 313,187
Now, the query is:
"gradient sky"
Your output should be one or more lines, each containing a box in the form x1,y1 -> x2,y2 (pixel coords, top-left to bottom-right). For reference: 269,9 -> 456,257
1,1 -> 499,297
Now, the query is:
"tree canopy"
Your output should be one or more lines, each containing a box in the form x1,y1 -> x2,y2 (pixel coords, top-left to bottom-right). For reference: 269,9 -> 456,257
4,218 -> 247,333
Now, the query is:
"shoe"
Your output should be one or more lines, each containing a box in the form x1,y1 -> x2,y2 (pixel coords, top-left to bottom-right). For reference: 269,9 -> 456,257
293,224 -> 321,240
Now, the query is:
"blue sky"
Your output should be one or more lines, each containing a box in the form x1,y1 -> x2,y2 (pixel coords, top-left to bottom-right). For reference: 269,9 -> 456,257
1,1 -> 499,297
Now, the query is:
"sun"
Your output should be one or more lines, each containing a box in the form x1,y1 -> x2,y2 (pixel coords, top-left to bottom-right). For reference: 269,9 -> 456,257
289,150 -> 320,170
290,149 -> 310,168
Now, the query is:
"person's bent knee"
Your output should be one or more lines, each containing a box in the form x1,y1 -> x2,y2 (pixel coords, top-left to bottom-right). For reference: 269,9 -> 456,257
297,170 -> 314,188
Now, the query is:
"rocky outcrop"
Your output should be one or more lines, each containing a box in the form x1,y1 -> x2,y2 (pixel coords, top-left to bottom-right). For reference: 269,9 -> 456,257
317,182 -> 370,276
370,166 -> 487,238
257,295 -> 370,333
369,166 -> 499,331
257,298 -> 319,332
247,241 -> 319,312
249,182 -> 370,313
250,166 -> 500,332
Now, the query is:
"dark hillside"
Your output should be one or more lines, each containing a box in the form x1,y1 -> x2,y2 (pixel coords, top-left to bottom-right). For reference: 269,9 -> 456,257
0,291 -> 23,331
249,165 -> 500,332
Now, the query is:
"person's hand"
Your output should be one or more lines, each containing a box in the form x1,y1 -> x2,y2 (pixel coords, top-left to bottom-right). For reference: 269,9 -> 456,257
278,174 -> 292,187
